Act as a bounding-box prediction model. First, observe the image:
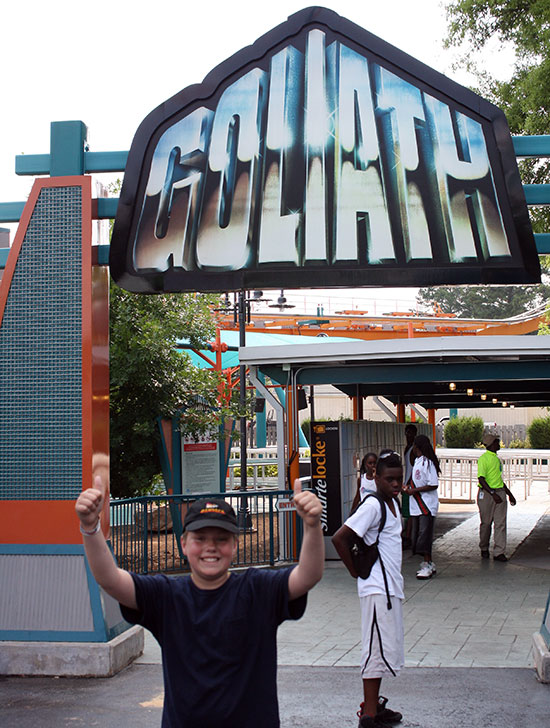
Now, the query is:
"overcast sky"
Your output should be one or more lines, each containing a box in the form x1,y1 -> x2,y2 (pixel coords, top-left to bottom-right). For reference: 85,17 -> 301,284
0,0 -> 515,313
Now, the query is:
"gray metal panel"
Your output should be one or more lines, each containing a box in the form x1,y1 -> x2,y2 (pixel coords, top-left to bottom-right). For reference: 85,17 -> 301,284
0,554 -> 93,631
340,420 -> 431,519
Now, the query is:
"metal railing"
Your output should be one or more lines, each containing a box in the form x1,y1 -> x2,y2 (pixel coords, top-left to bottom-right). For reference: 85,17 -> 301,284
226,447 -> 310,489
437,448 -> 550,502
109,490 -> 301,575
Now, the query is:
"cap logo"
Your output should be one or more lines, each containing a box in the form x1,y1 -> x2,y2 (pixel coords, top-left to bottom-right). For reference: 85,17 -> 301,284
200,504 -> 226,515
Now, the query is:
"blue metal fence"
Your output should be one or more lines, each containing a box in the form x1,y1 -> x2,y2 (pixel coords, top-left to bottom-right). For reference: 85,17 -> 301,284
109,490 -> 302,574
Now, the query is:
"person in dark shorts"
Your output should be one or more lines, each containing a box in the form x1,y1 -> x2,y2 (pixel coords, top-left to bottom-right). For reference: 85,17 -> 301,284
401,424 -> 417,548
402,434 -> 440,580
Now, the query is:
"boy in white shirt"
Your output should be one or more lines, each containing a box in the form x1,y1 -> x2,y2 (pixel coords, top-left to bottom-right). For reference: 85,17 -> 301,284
332,452 -> 404,728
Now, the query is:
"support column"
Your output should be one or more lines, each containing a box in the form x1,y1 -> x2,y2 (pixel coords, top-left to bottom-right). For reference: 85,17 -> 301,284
396,403 -> 406,423
0,172 -> 141,675
428,409 -> 436,445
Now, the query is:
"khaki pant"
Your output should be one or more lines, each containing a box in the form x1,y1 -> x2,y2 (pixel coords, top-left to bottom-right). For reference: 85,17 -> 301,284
477,488 -> 507,556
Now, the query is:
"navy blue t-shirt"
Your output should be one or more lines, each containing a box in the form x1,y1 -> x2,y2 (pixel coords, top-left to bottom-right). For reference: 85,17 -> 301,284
121,567 -> 306,728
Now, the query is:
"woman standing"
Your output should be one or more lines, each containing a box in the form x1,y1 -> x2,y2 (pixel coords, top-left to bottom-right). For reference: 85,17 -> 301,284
402,434 -> 440,580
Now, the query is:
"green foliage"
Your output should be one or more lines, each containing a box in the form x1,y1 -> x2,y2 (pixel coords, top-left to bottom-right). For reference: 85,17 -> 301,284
419,1 -> 550,318
527,417 -> 550,448
417,281 -> 550,318
109,282 -> 245,498
508,437 -> 530,448
405,413 -> 425,423
443,416 -> 484,447
538,301 -> 550,334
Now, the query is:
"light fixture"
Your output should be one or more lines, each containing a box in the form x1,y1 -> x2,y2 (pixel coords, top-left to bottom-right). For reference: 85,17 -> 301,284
480,394 -> 487,401
449,382 -> 456,391
510,404 -> 515,409
502,401 -> 508,407
467,388 -> 473,396
492,398 -> 498,404
268,289 -> 295,311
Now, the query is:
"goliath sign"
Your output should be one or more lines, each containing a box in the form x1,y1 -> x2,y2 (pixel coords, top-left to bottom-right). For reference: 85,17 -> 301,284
110,7 -> 539,292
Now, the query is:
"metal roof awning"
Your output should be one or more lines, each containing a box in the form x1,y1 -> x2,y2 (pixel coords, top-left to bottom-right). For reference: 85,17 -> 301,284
239,335 -> 550,410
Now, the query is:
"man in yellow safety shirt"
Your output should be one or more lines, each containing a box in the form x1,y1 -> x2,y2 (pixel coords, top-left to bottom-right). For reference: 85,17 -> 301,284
477,431 -> 517,562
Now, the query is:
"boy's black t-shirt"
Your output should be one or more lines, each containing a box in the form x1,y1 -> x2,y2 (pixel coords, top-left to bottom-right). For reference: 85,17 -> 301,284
120,567 -> 306,728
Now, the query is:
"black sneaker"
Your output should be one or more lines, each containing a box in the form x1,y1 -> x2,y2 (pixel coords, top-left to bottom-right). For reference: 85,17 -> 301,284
378,696 -> 403,724
357,714 -> 393,728
357,702 -> 397,727
494,554 -> 508,562
481,550 -> 490,559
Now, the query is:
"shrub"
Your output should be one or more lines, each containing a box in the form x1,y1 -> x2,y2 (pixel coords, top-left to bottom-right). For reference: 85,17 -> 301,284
527,418 -> 550,449
508,438 -> 530,449
443,416 -> 484,448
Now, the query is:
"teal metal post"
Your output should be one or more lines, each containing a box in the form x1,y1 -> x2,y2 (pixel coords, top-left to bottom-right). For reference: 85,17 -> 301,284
256,372 -> 267,448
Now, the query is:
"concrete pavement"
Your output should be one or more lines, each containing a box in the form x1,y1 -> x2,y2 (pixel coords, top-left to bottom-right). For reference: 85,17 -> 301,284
2,482 -> 549,727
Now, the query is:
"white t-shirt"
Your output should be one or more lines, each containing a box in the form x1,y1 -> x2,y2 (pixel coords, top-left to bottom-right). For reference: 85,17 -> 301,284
410,456 -> 439,517
359,473 -> 376,499
345,496 -> 404,600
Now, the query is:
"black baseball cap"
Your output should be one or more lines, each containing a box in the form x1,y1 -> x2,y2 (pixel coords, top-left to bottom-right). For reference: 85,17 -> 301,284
183,498 -> 239,533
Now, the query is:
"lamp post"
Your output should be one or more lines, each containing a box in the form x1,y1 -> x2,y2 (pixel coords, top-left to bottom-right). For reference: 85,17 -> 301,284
218,289 -> 270,529
237,290 -> 253,530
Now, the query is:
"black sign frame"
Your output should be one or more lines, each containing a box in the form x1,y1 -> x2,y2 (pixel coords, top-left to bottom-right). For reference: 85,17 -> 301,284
110,6 -> 539,293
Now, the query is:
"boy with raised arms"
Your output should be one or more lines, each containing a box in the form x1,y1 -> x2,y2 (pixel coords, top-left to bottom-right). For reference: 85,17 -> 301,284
76,477 -> 324,728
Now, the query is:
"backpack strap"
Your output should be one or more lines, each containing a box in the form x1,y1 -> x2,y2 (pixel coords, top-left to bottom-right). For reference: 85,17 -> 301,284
352,492 -> 392,610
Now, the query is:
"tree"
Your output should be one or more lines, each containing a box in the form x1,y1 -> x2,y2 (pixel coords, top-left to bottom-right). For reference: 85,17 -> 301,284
444,416 -> 484,447
417,282 -> 550,318
418,1 -> 550,318
109,283 -> 239,498
527,417 -> 550,448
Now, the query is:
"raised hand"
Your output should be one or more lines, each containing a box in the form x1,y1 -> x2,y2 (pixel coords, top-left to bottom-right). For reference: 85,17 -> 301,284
292,479 -> 322,528
75,475 -> 105,529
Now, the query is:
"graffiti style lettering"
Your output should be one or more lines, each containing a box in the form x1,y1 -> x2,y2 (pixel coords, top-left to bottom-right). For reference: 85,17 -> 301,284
131,30 -> 511,277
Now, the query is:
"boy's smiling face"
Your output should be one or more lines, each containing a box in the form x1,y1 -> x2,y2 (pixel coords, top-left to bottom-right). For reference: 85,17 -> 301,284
181,526 -> 238,589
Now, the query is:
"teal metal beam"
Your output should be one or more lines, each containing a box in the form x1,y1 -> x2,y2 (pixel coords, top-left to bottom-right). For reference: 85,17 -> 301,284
523,184 -> 550,205
0,202 -> 25,223
0,198 -> 119,223
96,198 -> 119,219
16,150 -> 128,176
83,150 -> 128,173
512,135 -> 550,158
15,154 -> 51,176
535,233 -> 550,254
13,136 -> 547,175
50,121 -> 87,177
0,248 -> 9,267
12,135 -> 549,175
96,245 -> 110,265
